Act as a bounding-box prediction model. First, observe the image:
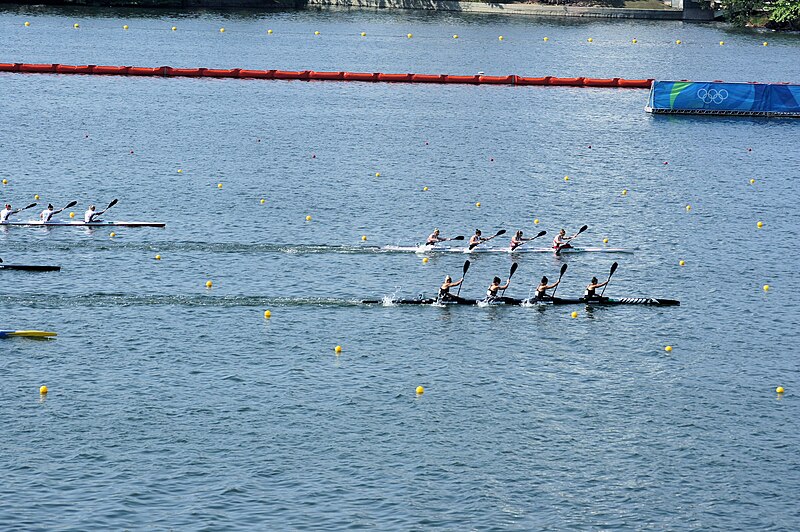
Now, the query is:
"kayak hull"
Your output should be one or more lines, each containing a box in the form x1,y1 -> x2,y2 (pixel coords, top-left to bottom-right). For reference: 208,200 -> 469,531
363,296 -> 679,306
0,264 -> 61,272
0,330 -> 58,338
1,221 -> 165,227
382,245 -> 633,254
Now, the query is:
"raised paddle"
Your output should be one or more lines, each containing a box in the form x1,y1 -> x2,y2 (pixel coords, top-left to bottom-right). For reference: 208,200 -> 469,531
426,235 -> 465,246
512,230 -> 547,251
18,203 -> 37,212
91,198 -> 118,220
555,224 -> 589,254
599,261 -> 619,298
469,229 -> 507,250
550,263 -> 569,298
456,260 -> 470,297
500,262 -> 519,297
53,200 -> 78,215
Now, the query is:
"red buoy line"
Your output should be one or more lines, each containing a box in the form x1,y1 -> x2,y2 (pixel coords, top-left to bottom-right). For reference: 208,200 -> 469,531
0,62 -> 654,88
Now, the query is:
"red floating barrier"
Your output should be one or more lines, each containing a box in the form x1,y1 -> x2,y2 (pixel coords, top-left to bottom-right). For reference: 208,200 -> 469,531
411,74 -> 446,83
0,63 -> 19,72
273,70 -> 310,80
548,77 -> 586,86
583,78 -> 620,87
309,71 -> 345,80
343,72 -> 379,82
478,75 -> 515,85
202,68 -> 240,78
443,75 -> 480,84
20,63 -> 58,73
377,73 -> 413,82
55,64 -> 94,74
165,67 -> 203,77
617,78 -> 653,88
239,69 -> 275,79
93,65 -> 129,75
515,76 -> 551,86
127,66 -> 165,76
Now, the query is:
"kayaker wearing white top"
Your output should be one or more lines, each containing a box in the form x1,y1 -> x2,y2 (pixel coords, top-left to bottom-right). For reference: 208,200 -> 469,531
84,205 -> 98,223
40,204 -> 55,222
1,204 -> 15,222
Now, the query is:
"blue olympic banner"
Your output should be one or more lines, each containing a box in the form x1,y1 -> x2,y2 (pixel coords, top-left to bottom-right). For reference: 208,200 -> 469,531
647,80 -> 800,116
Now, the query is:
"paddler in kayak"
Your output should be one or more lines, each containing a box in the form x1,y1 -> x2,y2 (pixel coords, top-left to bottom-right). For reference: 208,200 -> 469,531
1,204 -> 19,223
510,230 -> 533,251
534,276 -> 560,301
84,205 -> 99,223
553,229 -> 574,254
426,228 -> 447,246
437,274 -> 466,304
583,276 -> 610,302
468,229 -> 487,248
485,275 -> 511,302
39,204 -> 56,222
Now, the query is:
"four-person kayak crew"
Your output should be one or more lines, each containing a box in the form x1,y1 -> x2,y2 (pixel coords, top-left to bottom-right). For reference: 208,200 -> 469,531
584,276 -> 610,301
534,276 -> 561,301
437,275 -> 467,303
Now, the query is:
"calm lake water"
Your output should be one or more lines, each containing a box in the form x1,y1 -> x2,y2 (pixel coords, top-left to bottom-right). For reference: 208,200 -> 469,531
1,6 -> 799,530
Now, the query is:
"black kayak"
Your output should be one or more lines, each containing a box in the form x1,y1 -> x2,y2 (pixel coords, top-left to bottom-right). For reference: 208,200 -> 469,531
362,296 -> 679,306
0,264 -> 61,272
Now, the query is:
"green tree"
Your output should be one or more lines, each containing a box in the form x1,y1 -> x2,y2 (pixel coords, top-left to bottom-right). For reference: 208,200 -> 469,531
767,0 -> 800,28
722,0 -> 764,25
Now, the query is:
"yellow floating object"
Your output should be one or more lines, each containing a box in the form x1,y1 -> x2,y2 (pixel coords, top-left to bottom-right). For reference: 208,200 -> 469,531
603,238 -> 609,244
685,205 -> 691,212
564,176 -> 569,182
24,21 -> 30,27
776,386 -> 784,393
361,235 -> 367,241
719,41 -> 725,45
267,29 -> 273,34
40,385 -> 48,394
219,28 -> 225,33
749,178 -> 755,184
305,215 -> 312,221
335,345 -> 342,353
763,41 -> 768,46
123,25 -> 129,30
632,38 -> 637,44
621,189 -> 628,196
375,172 -> 381,177
763,284 -> 770,292
73,23 -> 79,29
665,345 -> 673,352
533,218 -> 539,225
217,183 -> 223,189
570,311 -> 578,318
171,26 -> 177,31
475,202 -> 481,207
587,38 -> 593,42
3,330 -> 56,338
34,194 -> 40,200
679,260 -> 685,266
757,221 -> 763,229
360,32 -> 366,37
543,37 -> 549,41
69,212 -> 75,218
416,386 -> 424,395
453,34 -> 458,39
205,280 -> 213,288
109,232 -> 116,238
422,186 -> 428,191
177,168 -> 183,173
264,310 -> 271,318
155,254 -> 161,260
407,33 -> 413,38
1,179 -> 6,185
499,36 -> 504,41
314,31 -> 320,35
260,199 -> 265,204
422,257 -> 429,264
676,39 -> 681,44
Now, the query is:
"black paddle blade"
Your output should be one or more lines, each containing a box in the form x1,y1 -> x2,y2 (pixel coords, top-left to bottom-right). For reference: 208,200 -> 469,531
495,229 -> 507,237
536,230 -> 547,238
609,262 -> 619,276
64,200 -> 78,209
509,262 -> 519,278
560,263 -> 568,277
452,235 -> 465,241
578,224 -> 588,234
106,198 -> 119,209
23,203 -> 37,210
463,260 -> 471,274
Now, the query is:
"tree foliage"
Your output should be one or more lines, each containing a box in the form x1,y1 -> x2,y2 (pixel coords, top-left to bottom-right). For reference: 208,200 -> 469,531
722,0 -> 764,25
767,0 -> 800,27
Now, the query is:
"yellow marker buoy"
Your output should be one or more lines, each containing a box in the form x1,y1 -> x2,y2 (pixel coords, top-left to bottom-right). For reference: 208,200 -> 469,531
749,178 -> 755,184
665,345 -> 673,352
155,254 -> 161,260
453,34 -> 458,39
564,175 -> 569,182
632,38 -> 637,44
360,32 -> 366,37
268,29 -> 273,34
264,310 -> 271,319
109,232 -> 116,238
679,260 -> 685,266
123,25 -> 128,30
422,186 -> 428,191
1,179 -> 7,185
217,183 -> 223,189
361,235 -> 367,242
416,386 -> 424,395
621,189 -> 628,196
305,215 -> 312,221
69,212 -> 75,218
335,345 -> 342,353
499,36 -> 504,41
587,38 -> 593,42
475,202 -> 481,207
763,284 -> 770,292
570,311 -> 578,318
543,37 -> 549,41
260,198 -> 265,204
74,23 -> 79,29
757,221 -> 763,228
314,31 -> 320,35
34,194 -> 40,200
375,172 -> 381,177
685,205 -> 691,212
24,21 -> 30,27
40,385 -> 48,394
676,39 -> 681,44
603,238 -> 609,244
719,41 -> 724,45
177,168 -> 183,173
407,33 -> 413,38
776,386 -> 784,393
205,280 -> 213,288
219,28 -> 225,33
422,257 -> 429,264
763,41 -> 768,46
172,26 -> 177,31
533,218 -> 539,225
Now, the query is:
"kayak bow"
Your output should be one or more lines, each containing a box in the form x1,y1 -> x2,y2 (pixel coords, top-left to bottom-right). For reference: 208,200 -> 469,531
0,264 -> 61,272
0,330 -> 58,338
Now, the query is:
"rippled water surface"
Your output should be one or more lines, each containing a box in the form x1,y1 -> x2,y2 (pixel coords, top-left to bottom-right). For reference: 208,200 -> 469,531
1,6 -> 799,530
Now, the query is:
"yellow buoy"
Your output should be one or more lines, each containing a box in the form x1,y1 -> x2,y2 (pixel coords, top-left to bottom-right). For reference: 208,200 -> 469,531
499,36 -> 504,41
422,186 -> 428,191
564,175 -> 569,182
453,34 -> 458,39
685,205 -> 691,212
416,386 -> 424,395
543,36 -> 549,41
264,310 -> 271,318
155,254 -> 161,260
205,280 -> 213,288
763,41 -> 768,46
475,202 -> 481,207
776,386 -> 784,393
171,26 -> 177,31
177,168 -> 183,173
407,33 -> 413,38
749,178 -> 755,184
305,215 -> 312,221
533,218 -> 539,225
570,311 -> 578,319
74,23 -> 79,29
360,32 -> 366,37
24,21 -> 30,27
335,345 -> 342,353
217,183 -> 223,189
763,284 -> 770,292
361,235 -> 367,241
34,194 -> 40,200
422,257 -> 429,264
587,38 -> 593,42
40,385 -> 48,394
314,31 -> 320,35
676,39 -> 681,44
665,345 -> 673,352
219,28 -> 225,33
757,221 -> 763,229
123,25 -> 128,30
260,198 -> 265,204
632,38 -> 637,44
621,189 -> 628,196
268,29 -> 273,34
679,260 -> 685,266
719,41 -> 724,45
109,232 -> 116,238
69,212 -> 75,218
1,179 -> 6,185
375,172 -> 381,177
603,238 -> 609,244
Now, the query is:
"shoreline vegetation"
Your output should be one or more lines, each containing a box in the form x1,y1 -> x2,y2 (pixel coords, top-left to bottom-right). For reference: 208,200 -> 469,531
1,0 -> 798,28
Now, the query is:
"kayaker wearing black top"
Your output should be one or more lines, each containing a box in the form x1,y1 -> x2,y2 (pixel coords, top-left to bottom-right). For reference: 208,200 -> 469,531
468,229 -> 487,248
437,275 -> 465,303
535,276 -> 560,301
584,276 -> 609,301
486,276 -> 510,302
426,228 -> 447,246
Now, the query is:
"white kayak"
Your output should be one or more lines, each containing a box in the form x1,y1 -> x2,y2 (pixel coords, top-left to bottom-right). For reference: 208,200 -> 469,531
381,245 -> 633,254
1,220 -> 165,227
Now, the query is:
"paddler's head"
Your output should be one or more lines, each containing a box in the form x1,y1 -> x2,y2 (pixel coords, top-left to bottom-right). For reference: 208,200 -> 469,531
493,276 -> 501,284
444,275 -> 452,283
475,229 -> 481,236
433,228 -> 439,236
89,205 -> 95,211
591,277 -> 598,284
515,230 -> 522,238
47,204 -> 54,210
559,229 -> 566,236
4,204 -> 10,210
541,276 -> 548,284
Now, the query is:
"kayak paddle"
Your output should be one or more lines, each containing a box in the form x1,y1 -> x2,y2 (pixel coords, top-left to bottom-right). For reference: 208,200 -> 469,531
555,225 -> 589,254
456,260 -> 470,297
550,263 -> 568,298
19,203 -> 37,212
512,230 -> 547,251
97,198 -> 118,216
599,262 -> 618,298
500,262 -> 519,297
53,200 -> 78,215
425,235 -> 465,246
469,229 -> 506,250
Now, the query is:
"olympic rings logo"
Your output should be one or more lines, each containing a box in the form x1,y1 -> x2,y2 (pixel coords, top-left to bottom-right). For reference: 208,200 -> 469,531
697,88 -> 729,104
